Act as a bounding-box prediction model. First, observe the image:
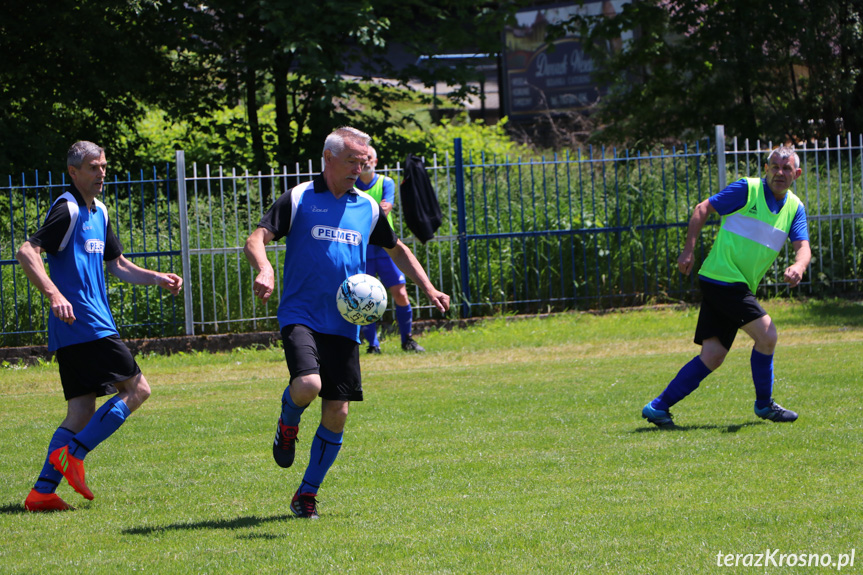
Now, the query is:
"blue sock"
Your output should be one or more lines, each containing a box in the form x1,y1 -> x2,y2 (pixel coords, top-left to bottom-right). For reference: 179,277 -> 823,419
68,396 -> 131,460
298,425 -> 343,496
751,349 -> 774,409
361,323 -> 379,347
280,386 -> 306,427
34,427 -> 75,494
652,356 -> 713,411
396,304 -> 413,344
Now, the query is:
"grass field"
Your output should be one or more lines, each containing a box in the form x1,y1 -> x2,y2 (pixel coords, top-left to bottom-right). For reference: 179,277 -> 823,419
1,300 -> 862,574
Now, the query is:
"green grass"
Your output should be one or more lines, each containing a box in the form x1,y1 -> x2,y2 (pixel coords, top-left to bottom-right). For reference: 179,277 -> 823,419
1,299 -> 862,574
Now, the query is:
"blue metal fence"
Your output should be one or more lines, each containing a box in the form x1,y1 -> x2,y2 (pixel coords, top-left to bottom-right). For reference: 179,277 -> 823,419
453,139 -> 719,317
2,130 -> 862,347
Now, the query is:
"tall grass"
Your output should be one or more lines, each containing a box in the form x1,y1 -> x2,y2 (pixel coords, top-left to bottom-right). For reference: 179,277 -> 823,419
3,143 -> 862,345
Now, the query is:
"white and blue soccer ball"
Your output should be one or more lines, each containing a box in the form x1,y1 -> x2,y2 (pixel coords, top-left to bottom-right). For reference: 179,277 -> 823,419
336,273 -> 388,325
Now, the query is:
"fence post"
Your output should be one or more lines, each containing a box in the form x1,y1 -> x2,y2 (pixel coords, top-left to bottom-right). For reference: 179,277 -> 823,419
454,138 -> 471,318
175,150 -> 194,336
715,125 -> 727,191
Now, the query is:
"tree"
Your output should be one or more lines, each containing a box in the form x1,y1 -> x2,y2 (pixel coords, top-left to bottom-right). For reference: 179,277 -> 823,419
0,0 -> 214,175
554,0 -> 863,145
1,0 -> 526,177
178,0 -> 523,182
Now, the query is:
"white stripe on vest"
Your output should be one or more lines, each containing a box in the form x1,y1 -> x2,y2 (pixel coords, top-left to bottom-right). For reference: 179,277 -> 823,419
723,213 -> 789,252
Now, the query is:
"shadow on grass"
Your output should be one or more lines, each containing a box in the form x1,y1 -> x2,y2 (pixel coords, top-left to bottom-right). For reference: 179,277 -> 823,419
0,501 -> 91,514
634,421 -> 765,433
122,514 -> 295,536
775,298 -> 863,328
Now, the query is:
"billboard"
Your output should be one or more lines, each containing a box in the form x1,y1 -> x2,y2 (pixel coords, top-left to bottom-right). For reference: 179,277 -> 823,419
502,1 -> 631,119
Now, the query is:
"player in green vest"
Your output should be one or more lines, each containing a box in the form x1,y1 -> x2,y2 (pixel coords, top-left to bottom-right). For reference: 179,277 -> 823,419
642,146 -> 811,428
355,146 -> 427,353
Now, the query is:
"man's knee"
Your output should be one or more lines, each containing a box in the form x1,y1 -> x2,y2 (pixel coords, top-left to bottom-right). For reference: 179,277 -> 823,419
137,376 -> 152,403
321,400 -> 349,433
756,332 -> 778,355
744,315 -> 778,354
391,284 -> 410,306
63,395 -> 97,431
290,374 -> 322,406
117,374 -> 151,411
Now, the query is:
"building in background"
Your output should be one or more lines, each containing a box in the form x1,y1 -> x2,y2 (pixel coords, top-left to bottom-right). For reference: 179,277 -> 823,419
502,1 -> 631,120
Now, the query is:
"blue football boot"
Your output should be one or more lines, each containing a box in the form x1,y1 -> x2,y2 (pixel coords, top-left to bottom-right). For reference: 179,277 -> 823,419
642,403 -> 675,428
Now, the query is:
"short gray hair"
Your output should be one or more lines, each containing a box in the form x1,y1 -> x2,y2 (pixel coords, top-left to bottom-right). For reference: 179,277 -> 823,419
323,127 -> 371,158
67,141 -> 104,168
767,145 -> 800,170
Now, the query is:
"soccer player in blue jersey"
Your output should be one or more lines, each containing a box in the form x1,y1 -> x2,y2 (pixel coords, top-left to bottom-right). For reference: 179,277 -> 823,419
244,127 -> 450,518
642,146 -> 811,428
16,141 -> 183,511
355,146 -> 426,354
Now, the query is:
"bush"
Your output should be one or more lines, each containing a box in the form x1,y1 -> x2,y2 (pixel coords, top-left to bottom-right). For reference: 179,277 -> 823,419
389,114 -> 532,163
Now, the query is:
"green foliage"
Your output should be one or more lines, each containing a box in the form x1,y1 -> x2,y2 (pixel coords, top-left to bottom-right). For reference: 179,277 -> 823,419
393,115 -> 532,162
446,146 -> 720,314
119,92 -> 531,173
7,0 -> 863,175
1,306 -> 862,573
558,0 -> 863,145
174,0 -> 520,171
182,179 -> 279,334
0,0 -> 522,176
0,0 -> 215,176
124,105 -> 279,169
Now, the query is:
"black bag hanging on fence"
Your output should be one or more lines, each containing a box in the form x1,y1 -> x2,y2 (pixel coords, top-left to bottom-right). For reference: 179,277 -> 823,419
400,153 -> 442,244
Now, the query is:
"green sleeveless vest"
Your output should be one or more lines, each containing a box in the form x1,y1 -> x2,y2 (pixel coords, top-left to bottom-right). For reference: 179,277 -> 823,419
364,175 -> 395,229
699,178 -> 800,292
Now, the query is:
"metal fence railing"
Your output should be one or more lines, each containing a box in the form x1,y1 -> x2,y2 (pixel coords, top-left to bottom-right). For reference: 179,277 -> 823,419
1,166 -> 184,347
723,133 -> 863,297
2,128 -> 862,347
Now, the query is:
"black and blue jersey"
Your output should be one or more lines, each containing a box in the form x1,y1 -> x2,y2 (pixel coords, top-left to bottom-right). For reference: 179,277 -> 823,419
27,185 -> 123,351
257,175 -> 398,342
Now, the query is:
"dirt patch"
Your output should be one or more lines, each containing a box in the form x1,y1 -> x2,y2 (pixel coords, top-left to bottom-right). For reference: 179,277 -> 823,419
0,318 -> 487,366
0,332 -> 282,366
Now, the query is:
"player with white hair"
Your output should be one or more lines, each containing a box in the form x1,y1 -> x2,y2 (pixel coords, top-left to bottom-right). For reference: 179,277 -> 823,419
244,127 -> 449,518
642,146 -> 811,428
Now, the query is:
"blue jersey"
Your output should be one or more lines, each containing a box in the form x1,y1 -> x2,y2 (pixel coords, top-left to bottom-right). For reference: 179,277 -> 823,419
708,178 -> 809,242
27,186 -> 123,351
258,175 -> 398,341
355,174 -> 396,260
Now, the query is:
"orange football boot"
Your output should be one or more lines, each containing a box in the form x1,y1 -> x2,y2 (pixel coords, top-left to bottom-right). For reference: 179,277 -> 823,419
24,489 -> 74,512
49,446 -> 94,500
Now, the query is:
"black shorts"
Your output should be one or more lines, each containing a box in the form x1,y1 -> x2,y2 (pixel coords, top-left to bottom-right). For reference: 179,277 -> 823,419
281,324 -> 363,402
55,335 -> 142,400
694,278 -> 768,351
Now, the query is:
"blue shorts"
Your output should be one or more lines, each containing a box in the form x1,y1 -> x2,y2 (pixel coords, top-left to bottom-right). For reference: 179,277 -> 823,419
366,251 -> 405,289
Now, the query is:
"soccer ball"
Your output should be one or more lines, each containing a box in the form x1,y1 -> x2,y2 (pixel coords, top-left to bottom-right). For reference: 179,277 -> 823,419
336,273 -> 388,325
